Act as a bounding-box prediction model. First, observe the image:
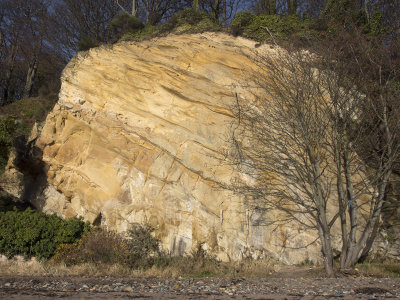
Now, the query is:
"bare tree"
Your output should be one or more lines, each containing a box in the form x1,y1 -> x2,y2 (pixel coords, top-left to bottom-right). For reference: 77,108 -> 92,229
52,0 -> 126,51
113,0 -> 138,16
199,0 -> 243,25
22,0 -> 53,98
133,0 -> 137,15
0,0 -> 25,105
229,50 -> 336,275
253,0 -> 276,14
328,32 -> 400,269
228,38 -> 400,275
222,0 -> 227,26
138,0 -> 188,25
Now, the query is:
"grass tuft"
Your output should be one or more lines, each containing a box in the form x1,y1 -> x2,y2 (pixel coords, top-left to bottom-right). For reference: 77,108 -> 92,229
356,262 -> 400,278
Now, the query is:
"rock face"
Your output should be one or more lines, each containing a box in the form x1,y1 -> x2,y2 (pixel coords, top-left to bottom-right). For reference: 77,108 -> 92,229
8,33 -> 330,263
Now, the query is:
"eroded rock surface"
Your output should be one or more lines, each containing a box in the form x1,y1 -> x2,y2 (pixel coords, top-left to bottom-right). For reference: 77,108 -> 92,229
4,33 -> 350,263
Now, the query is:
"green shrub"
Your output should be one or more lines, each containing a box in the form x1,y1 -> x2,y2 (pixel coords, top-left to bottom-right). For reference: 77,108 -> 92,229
230,10 -> 255,36
169,8 -> 220,33
173,8 -> 208,26
365,10 -> 386,36
78,36 -> 99,51
0,208 -> 90,259
122,8 -> 220,42
127,223 -> 160,268
111,12 -> 144,39
120,24 -> 161,41
230,12 -> 312,42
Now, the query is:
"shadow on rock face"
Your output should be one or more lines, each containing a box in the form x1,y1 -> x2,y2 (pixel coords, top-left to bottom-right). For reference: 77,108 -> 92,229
12,135 -> 49,209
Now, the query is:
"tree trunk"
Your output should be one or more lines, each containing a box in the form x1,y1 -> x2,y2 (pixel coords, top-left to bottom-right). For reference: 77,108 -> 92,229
318,214 -> 335,277
1,44 -> 18,106
1,78 -> 11,106
268,0 -> 276,14
342,146 -> 358,269
193,0 -> 199,11
323,235 -> 335,277
308,143 -> 334,276
342,98 -> 394,269
358,219 -> 380,263
214,0 -> 220,23
23,59 -> 38,99
363,0 -> 370,24
334,142 -> 349,270
343,170 -> 390,268
132,0 -> 136,16
222,0 -> 227,26
1,63 -> 13,105
288,0 -> 297,15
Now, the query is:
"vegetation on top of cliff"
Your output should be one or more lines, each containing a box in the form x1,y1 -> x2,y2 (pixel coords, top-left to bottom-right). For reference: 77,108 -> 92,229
230,10 -> 313,42
120,8 -> 221,42
1,0 -> 396,106
116,6 -> 391,49
118,8 -> 311,43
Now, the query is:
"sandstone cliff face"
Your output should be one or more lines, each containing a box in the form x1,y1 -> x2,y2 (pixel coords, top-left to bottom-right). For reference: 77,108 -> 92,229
20,33 -> 329,263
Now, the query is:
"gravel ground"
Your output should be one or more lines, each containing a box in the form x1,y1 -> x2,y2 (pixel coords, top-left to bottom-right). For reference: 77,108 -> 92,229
0,276 -> 399,299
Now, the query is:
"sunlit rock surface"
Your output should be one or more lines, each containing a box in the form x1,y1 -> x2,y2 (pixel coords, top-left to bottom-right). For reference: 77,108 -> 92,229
28,33 -> 332,263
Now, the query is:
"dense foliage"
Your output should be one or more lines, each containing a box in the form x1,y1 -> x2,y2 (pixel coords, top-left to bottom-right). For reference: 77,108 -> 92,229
127,223 -> 160,266
230,10 -> 312,41
120,8 -> 220,41
0,208 -> 90,259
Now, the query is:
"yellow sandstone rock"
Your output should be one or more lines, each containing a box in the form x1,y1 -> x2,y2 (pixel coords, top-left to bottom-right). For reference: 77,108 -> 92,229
30,33 -> 329,263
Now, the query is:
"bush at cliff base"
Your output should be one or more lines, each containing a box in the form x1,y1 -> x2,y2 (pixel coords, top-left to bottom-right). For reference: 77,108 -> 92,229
53,223 -> 160,268
0,207 -> 90,259
53,228 -> 131,266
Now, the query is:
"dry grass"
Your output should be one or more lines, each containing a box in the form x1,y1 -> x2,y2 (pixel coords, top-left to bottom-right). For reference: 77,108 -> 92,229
2,255 -> 399,278
0,255 -> 276,278
356,262 -> 400,278
0,257 -> 138,277
147,256 -> 276,278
